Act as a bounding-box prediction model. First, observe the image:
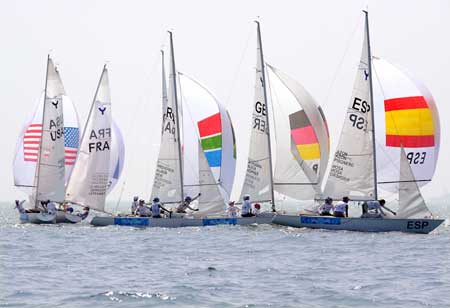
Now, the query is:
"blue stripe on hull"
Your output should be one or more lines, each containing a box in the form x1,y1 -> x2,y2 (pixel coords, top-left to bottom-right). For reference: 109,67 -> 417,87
300,216 -> 341,225
202,218 -> 237,226
114,217 -> 149,226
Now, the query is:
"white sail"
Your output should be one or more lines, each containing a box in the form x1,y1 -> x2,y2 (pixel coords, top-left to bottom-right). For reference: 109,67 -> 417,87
179,73 -> 236,202
107,120 -> 125,193
197,142 -> 226,216
267,64 -> 329,200
13,94 -> 80,197
240,29 -> 273,202
397,147 -> 432,218
324,18 -> 375,200
33,57 -> 67,204
372,58 -> 440,192
151,45 -> 183,203
65,67 -> 112,211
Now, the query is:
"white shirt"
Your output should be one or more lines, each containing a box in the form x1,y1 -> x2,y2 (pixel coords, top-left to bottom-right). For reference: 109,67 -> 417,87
131,201 -> 138,213
367,201 -> 385,215
47,202 -> 57,215
333,201 -> 347,213
318,202 -> 333,214
227,206 -> 238,218
136,205 -> 150,216
241,200 -> 252,215
151,203 -> 161,216
253,207 -> 260,216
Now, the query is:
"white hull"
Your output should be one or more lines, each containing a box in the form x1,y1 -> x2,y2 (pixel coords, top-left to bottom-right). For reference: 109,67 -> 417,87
90,213 -> 274,228
272,215 -> 444,234
55,211 -> 82,224
19,212 -> 56,224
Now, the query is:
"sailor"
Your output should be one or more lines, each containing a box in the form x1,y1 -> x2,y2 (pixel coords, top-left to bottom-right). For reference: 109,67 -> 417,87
136,199 -> 151,217
363,199 -> 397,218
227,201 -> 239,218
333,196 -> 349,218
78,207 -> 90,220
176,194 -> 201,214
318,197 -> 333,216
46,200 -> 57,215
63,202 -> 74,214
151,197 -> 171,218
241,195 -> 255,217
131,196 -> 139,215
253,203 -> 261,216
14,200 -> 26,214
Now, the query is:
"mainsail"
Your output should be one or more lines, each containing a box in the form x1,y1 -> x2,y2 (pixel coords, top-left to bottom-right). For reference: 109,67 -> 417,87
324,14 -> 376,200
65,66 -> 112,211
13,73 -> 80,198
151,39 -> 183,203
32,57 -> 68,205
240,22 -> 274,204
397,147 -> 432,218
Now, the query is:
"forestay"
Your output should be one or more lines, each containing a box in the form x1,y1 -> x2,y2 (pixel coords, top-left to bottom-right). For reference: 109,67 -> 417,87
179,73 -> 236,203
32,58 -> 68,204
372,58 -> 440,192
66,67 -> 112,211
324,18 -> 375,201
397,147 -> 432,218
267,64 -> 329,200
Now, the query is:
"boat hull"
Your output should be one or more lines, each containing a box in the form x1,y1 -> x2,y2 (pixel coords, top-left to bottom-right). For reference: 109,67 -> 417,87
272,215 -> 444,234
55,211 -> 82,224
19,212 -> 56,224
90,213 -> 274,228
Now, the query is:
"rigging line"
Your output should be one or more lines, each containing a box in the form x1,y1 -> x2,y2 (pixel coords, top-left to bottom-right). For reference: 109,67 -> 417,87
321,17 -> 364,109
125,34 -> 168,199
224,24 -> 254,106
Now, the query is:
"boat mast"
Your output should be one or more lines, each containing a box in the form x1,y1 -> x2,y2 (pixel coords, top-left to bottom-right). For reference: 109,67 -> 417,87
34,55 -> 51,209
256,21 -> 276,212
364,10 -> 378,200
168,31 -> 185,202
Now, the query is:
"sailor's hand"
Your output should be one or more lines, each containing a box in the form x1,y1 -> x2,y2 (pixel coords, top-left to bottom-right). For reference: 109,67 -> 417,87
195,209 -> 199,211
392,211 -> 397,215
198,193 -> 202,196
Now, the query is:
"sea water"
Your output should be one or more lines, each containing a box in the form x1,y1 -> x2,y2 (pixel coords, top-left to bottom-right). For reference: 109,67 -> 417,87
1,202 -> 449,308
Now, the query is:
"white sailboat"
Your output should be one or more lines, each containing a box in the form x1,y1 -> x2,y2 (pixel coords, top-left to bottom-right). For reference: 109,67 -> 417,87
238,21 -> 330,219
91,32 -> 273,227
272,11 -> 444,234
14,56 -> 74,224
64,65 -> 119,222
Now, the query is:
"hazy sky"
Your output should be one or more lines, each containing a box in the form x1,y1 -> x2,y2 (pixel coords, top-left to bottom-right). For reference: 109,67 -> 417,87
1,0 -> 449,203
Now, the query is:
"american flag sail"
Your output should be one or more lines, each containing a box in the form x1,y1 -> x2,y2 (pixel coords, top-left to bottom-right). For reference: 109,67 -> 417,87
23,123 -> 79,165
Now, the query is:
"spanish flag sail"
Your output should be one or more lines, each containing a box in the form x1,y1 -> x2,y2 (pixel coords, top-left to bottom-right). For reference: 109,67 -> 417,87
372,58 -> 440,190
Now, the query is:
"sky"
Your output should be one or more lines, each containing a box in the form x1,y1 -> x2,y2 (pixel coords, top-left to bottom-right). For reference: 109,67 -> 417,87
1,0 -> 449,204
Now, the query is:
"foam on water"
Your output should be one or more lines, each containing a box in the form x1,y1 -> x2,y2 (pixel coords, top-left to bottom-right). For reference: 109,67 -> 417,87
1,203 -> 449,308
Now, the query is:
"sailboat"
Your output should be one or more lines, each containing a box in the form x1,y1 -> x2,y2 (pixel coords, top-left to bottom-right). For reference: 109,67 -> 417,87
91,31 -> 273,227
64,65 -> 125,222
237,21 -> 330,220
272,11 -> 444,234
13,55 -> 78,224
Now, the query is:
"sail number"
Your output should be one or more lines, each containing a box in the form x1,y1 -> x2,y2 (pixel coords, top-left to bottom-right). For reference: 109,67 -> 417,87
254,101 -> 267,133
349,97 -> 371,130
407,152 -> 426,164
49,116 -> 64,141
163,107 -> 176,135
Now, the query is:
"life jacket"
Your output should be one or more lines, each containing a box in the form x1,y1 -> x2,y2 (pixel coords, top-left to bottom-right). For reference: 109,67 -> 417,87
241,200 -> 252,215
333,201 -> 346,213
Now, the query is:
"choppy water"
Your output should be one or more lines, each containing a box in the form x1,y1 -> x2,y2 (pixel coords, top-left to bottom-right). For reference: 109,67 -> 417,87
1,204 -> 449,308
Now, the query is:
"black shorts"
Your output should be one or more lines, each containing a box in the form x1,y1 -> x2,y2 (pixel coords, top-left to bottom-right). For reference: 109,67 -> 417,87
152,215 -> 161,218
333,212 -> 345,218
241,213 -> 255,217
